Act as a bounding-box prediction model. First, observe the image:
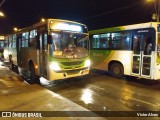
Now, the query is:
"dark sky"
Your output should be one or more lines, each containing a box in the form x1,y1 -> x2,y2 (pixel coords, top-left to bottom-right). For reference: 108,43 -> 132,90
0,0 -> 155,34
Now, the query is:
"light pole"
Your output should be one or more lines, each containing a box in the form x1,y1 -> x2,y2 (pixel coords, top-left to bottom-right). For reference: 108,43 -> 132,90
147,0 -> 160,22
154,0 -> 160,22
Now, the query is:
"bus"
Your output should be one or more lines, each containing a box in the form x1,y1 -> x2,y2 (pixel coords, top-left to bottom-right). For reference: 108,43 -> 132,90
4,19 -> 90,83
89,22 -> 160,80
0,35 -> 5,61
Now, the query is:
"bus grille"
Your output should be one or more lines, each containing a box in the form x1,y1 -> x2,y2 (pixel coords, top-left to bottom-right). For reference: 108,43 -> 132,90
60,61 -> 83,66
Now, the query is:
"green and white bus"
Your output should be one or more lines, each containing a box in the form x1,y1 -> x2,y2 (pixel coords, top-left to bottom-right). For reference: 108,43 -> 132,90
4,19 -> 90,83
89,22 -> 160,80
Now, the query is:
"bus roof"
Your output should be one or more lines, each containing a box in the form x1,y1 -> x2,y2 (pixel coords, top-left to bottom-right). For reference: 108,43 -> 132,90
47,19 -> 87,26
5,18 -> 88,36
31,19 -> 87,28
89,22 -> 159,34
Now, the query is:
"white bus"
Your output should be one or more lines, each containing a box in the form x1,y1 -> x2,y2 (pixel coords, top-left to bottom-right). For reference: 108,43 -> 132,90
4,19 -> 90,83
89,22 -> 160,80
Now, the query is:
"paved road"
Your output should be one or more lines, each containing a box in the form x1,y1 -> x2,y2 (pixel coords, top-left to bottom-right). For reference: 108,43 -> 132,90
0,65 -> 27,87
0,65 -> 105,120
46,70 -> 160,120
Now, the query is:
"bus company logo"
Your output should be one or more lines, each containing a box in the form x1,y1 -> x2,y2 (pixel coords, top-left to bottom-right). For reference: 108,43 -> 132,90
2,112 -> 11,117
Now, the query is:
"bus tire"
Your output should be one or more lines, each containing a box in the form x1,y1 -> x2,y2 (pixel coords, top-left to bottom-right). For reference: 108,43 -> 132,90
29,61 -> 36,83
110,63 -> 124,79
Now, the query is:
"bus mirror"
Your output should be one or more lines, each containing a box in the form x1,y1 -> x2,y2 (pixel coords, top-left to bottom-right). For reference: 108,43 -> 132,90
48,35 -> 52,44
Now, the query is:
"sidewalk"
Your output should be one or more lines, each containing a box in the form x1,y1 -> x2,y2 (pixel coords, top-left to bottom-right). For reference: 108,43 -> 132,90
0,65 -> 106,120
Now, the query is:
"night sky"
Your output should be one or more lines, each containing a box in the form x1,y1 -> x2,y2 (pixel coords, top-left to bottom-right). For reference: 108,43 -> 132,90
0,0 -> 155,34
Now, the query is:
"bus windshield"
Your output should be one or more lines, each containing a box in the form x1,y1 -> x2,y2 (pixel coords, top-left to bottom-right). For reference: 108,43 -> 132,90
50,32 -> 89,58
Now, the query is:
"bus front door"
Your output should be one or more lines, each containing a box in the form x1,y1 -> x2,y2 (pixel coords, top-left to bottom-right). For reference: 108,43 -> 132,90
132,35 -> 152,78
39,33 -> 48,78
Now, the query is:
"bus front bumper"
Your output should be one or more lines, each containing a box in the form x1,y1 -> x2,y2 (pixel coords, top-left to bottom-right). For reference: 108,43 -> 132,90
48,67 -> 90,81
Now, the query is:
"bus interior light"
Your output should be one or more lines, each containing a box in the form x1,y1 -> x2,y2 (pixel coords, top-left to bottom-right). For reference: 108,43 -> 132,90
50,62 -> 61,71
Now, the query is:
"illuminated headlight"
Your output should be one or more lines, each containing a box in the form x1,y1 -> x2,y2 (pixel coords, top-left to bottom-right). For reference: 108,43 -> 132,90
158,64 -> 160,70
50,62 -> 61,71
84,60 -> 91,67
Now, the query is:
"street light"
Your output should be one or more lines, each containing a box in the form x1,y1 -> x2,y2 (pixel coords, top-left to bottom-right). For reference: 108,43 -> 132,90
41,18 -> 46,22
13,27 -> 18,32
0,11 -> 4,17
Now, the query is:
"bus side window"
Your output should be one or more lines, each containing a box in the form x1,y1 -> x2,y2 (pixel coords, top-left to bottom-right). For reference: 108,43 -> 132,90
9,36 -> 12,48
22,32 -> 29,47
12,35 -> 17,48
4,38 -> 8,47
92,35 -> 100,49
29,30 -> 37,48
111,33 -> 122,49
123,34 -> 131,50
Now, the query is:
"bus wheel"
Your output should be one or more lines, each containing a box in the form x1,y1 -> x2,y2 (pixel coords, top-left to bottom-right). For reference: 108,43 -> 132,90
110,63 -> 124,79
28,62 -> 38,84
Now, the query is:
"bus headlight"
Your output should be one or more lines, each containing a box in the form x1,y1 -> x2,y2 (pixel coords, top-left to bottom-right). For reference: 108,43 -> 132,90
50,62 -> 61,71
158,64 -> 160,70
84,59 -> 91,67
